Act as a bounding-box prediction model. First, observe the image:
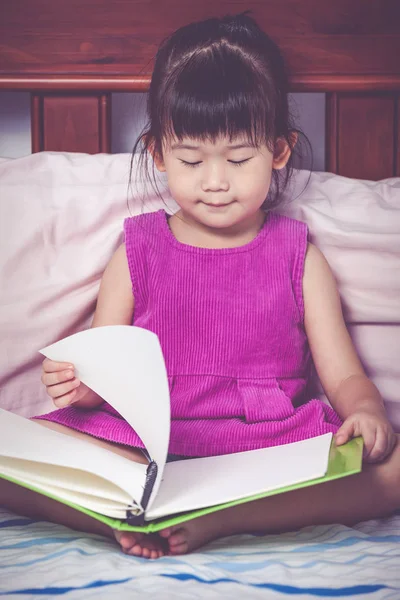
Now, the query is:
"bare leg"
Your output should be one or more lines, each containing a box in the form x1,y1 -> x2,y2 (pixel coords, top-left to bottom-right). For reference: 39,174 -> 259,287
157,435 -> 400,555
0,419 -> 166,559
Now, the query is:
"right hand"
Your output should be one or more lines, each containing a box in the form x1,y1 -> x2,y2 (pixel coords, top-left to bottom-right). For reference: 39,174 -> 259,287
41,359 -> 89,408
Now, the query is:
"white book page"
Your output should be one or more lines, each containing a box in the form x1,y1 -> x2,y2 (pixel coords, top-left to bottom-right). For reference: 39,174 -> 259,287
0,409 -> 146,507
1,456 -> 133,504
40,325 -> 171,508
147,433 -> 332,520
0,463 -> 130,519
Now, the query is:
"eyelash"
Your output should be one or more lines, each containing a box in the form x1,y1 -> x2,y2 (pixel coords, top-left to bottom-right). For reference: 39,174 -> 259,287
179,159 -> 250,168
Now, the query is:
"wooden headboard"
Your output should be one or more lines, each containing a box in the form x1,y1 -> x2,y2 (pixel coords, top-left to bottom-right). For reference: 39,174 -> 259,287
1,0 -> 399,180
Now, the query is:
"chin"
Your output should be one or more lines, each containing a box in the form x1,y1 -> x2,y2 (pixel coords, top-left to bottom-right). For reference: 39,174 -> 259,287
201,215 -> 244,230
193,203 -> 244,228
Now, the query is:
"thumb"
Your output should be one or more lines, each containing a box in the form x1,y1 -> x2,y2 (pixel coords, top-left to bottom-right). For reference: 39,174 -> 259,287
335,420 -> 355,446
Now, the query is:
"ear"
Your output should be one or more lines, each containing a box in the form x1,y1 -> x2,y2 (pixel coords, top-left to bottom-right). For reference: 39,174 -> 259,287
147,139 -> 166,172
272,133 -> 297,170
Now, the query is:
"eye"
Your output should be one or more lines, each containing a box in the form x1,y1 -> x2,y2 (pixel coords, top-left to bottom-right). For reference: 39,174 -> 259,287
179,160 -> 201,168
228,158 -> 251,167
179,158 -> 252,168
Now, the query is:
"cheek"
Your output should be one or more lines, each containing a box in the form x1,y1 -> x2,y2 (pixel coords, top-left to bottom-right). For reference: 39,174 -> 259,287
166,173 -> 193,203
239,168 -> 272,200
167,165 -> 196,191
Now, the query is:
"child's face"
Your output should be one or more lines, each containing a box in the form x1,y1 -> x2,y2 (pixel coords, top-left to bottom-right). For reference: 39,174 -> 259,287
154,135 -> 290,230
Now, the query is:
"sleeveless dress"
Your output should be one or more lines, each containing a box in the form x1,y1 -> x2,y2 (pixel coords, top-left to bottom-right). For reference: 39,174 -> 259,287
36,209 -> 341,456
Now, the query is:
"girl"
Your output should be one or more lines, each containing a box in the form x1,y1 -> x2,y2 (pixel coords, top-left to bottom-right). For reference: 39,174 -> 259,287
2,13 -> 399,560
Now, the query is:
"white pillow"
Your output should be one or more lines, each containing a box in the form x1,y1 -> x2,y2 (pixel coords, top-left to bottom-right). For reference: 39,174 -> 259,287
0,152 -> 175,416
0,152 -> 399,431
280,170 -> 400,324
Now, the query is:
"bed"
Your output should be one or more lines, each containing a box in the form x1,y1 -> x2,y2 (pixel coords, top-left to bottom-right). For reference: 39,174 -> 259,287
1,1 -> 400,597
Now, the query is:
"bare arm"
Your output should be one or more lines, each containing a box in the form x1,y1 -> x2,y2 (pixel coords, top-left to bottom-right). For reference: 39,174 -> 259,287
302,243 -> 395,461
43,244 -> 134,408
302,243 -> 383,417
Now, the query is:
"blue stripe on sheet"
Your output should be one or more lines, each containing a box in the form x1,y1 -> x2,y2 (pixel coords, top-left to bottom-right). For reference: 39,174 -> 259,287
0,576 -> 395,598
0,536 -> 77,549
0,547 -> 94,569
0,579 -> 133,596
0,518 -> 37,528
291,535 -> 400,551
161,574 -> 393,597
210,554 -> 371,572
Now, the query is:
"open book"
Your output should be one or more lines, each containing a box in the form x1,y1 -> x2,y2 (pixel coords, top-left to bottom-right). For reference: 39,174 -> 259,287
0,326 -> 363,533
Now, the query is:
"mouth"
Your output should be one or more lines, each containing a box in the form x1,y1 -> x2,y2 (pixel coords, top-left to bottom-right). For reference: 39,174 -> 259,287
201,201 -> 234,208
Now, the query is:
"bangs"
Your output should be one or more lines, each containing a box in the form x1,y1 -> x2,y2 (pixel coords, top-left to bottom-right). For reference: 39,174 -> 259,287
159,45 -> 276,148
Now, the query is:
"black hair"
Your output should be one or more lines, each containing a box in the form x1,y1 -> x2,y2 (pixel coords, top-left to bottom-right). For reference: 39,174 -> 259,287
129,12 -> 311,211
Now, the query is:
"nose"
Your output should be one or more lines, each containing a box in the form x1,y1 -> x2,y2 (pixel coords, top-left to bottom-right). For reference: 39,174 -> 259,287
201,162 -> 229,192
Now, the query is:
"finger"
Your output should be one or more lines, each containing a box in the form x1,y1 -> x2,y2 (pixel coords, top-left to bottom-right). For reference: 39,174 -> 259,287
335,420 -> 355,445
46,378 -> 80,400
362,428 -> 377,461
42,358 -> 74,373
366,427 -> 387,463
53,388 -> 79,408
41,369 -> 75,387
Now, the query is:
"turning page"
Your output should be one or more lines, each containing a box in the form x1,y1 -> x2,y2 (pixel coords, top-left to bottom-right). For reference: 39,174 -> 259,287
40,325 -> 171,509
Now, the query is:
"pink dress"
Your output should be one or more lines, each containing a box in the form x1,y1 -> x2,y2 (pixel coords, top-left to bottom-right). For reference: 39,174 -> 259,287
36,210 -> 341,456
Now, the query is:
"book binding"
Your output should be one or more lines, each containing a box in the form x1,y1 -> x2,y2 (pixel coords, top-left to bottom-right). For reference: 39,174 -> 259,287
126,460 -> 158,525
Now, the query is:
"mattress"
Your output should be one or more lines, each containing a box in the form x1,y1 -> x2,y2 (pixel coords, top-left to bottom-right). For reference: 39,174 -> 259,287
0,508 -> 399,599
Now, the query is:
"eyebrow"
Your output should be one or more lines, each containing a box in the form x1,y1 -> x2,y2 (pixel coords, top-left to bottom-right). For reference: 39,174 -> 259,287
171,143 -> 254,151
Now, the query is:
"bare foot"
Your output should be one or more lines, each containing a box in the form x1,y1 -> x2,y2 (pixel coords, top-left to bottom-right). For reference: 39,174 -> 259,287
114,530 -> 167,559
159,512 -> 228,555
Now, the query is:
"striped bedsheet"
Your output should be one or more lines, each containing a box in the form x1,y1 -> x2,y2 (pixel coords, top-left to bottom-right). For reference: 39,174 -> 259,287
0,508 -> 399,599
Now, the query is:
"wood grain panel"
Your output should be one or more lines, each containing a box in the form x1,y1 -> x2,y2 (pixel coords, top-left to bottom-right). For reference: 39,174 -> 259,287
336,95 -> 395,180
31,94 -> 43,153
31,94 -> 111,153
325,93 -> 338,174
396,96 -> 400,176
2,74 -> 400,93
1,0 -> 399,77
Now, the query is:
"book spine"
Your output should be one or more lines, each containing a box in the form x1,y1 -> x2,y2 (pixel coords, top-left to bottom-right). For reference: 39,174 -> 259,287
126,460 -> 158,525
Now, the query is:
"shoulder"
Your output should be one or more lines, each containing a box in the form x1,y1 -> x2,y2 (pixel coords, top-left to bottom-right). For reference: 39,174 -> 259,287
124,210 -> 168,253
268,213 -> 308,261
103,243 -> 130,279
303,243 -> 342,321
124,209 -> 165,236
303,243 -> 335,286
270,212 -> 308,237
91,242 -> 134,327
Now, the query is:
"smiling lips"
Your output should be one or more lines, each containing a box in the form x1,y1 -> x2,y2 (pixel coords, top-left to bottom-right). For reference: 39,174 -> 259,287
201,201 -> 234,208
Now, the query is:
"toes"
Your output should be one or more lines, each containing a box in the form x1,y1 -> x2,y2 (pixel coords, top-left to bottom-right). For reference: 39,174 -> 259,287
159,527 -> 173,538
128,543 -> 144,557
169,540 -> 189,555
142,547 -> 151,559
114,530 -> 142,551
166,528 -> 189,554
125,543 -> 164,559
159,524 -> 182,539
169,529 -> 186,548
115,529 -> 166,559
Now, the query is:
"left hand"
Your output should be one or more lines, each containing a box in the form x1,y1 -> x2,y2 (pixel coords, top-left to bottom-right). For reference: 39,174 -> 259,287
335,408 -> 397,463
